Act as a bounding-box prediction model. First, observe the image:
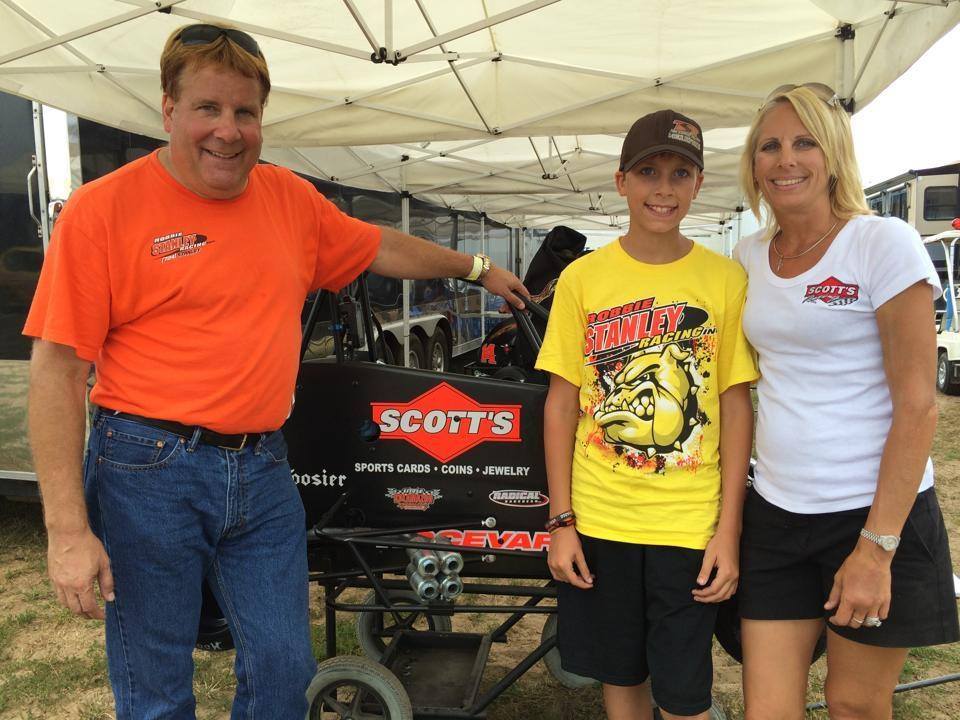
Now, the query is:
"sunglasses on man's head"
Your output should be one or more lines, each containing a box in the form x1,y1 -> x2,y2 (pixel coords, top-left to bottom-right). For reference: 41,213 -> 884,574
175,24 -> 262,58
765,82 -> 841,107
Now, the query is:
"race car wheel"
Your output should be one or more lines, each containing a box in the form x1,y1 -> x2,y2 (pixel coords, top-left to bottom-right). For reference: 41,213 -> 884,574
540,614 -> 598,689
427,327 -> 450,373
307,655 -> 412,720
937,352 -> 960,395
355,590 -> 452,661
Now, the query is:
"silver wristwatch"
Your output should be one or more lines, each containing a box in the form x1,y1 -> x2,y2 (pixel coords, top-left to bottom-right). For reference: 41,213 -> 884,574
860,527 -> 900,552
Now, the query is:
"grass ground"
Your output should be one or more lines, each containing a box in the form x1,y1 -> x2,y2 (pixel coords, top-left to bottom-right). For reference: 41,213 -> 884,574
1,385 -> 959,718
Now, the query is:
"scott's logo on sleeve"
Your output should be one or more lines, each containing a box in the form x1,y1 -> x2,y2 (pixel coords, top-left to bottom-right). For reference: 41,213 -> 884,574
150,231 -> 212,263
802,276 -> 859,306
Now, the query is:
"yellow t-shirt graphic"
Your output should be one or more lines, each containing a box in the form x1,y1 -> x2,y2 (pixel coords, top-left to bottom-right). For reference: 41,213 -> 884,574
536,239 -> 758,549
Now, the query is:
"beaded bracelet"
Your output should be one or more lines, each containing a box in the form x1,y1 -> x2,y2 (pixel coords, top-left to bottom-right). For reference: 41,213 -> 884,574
544,510 -> 576,533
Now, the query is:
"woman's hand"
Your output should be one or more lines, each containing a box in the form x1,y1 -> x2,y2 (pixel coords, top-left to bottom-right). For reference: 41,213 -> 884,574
825,541 -> 892,628
547,527 -> 594,589
692,527 -> 739,603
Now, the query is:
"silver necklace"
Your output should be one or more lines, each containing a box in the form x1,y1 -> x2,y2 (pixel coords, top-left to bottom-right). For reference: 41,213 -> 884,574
772,220 -> 839,272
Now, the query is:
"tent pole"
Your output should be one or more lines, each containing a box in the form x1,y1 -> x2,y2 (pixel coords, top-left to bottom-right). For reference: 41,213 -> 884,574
480,212 -> 487,339
342,0 -> 380,52
401,171 -> 411,368
0,1 -> 185,67
397,0 -> 560,60
384,0 -> 394,61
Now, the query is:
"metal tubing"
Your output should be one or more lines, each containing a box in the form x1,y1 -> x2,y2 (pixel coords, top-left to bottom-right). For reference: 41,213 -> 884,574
406,547 -> 440,577
805,673 -> 960,710
318,575 -> 556,600
323,582 -> 337,659
298,292 -> 324,362
357,273 -> 380,363
334,601 -> 555,615
438,573 -> 463,600
342,533 -> 545,560
489,591 -> 549,642
468,633 -> 558,715
436,550 -> 464,575
342,539 -> 406,625
406,564 -> 440,600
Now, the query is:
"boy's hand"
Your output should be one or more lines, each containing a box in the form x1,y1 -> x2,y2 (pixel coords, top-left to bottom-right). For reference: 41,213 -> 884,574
547,526 -> 594,589
692,528 -> 739,603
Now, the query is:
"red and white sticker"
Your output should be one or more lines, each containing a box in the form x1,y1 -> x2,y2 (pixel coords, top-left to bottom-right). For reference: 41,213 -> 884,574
419,529 -> 551,552
372,383 -> 521,462
386,487 -> 442,511
803,276 -> 860,306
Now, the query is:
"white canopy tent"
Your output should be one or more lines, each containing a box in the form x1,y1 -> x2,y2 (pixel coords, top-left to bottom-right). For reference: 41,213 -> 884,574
1,0 -> 958,236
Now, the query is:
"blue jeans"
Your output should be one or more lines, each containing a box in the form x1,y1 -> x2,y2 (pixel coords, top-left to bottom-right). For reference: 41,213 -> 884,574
84,410 -> 316,719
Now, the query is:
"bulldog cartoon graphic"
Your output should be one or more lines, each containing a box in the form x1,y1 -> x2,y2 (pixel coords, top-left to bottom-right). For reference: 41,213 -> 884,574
594,343 -> 701,457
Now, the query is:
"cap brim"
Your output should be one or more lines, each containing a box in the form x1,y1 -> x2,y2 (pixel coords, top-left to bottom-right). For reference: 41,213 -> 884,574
621,144 -> 704,172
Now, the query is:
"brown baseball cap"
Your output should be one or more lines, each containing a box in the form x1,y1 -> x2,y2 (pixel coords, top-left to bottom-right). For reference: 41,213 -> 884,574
619,109 -> 704,172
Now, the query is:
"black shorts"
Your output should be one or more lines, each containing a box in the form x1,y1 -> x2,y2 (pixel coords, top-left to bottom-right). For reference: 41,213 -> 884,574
557,534 -> 717,717
739,486 -> 960,648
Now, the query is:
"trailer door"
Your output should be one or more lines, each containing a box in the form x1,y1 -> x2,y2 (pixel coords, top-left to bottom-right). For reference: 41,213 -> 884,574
0,92 -> 45,487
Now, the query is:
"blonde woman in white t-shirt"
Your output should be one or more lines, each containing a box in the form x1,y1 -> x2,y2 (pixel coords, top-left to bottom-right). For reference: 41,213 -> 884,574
733,84 -> 959,720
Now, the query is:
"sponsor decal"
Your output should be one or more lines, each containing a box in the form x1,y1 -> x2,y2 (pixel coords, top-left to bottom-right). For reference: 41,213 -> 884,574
479,343 -> 497,365
803,276 -> 860,306
584,296 -> 714,363
420,529 -> 551,552
371,382 -> 521,462
489,489 -> 549,508
386,486 -> 442,511
150,231 -> 211,263
668,119 -> 702,151
291,469 -> 347,487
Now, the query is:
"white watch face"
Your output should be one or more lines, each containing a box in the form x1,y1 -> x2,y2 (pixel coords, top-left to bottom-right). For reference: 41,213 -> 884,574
880,535 -> 899,551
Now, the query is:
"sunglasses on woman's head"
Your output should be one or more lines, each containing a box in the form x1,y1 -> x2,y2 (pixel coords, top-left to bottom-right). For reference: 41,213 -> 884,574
765,82 -> 842,108
175,24 -> 262,58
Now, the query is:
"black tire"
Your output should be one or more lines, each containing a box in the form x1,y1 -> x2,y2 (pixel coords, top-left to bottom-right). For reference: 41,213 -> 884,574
540,614 -> 598,689
426,327 -> 450,373
492,366 -> 529,383
306,655 -> 412,720
355,590 -> 453,661
937,352 -> 960,395
405,334 -> 426,369
714,594 -> 826,664
195,581 -> 234,652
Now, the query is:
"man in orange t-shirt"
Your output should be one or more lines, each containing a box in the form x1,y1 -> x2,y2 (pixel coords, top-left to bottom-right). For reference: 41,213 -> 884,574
24,24 -> 526,720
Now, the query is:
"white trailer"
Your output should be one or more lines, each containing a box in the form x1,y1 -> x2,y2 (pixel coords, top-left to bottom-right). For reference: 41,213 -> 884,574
926,227 -> 960,395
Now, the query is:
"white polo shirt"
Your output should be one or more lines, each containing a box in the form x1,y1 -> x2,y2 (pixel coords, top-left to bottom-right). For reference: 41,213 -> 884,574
735,214 -> 940,513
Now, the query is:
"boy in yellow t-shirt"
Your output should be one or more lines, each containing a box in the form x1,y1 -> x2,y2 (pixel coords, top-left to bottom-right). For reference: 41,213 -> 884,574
536,110 -> 758,720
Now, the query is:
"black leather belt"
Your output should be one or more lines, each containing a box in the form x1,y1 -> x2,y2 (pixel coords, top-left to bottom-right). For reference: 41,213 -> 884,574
102,410 -> 264,451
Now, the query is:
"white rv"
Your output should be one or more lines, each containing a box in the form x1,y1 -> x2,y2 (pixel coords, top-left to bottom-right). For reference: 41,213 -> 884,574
864,162 -> 959,239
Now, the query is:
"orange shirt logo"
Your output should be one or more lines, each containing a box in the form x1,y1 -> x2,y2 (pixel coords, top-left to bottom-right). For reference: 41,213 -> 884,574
150,231 -> 211,263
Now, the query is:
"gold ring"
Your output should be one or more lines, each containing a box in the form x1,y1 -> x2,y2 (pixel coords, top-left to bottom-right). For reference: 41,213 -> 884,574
852,616 -> 864,624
